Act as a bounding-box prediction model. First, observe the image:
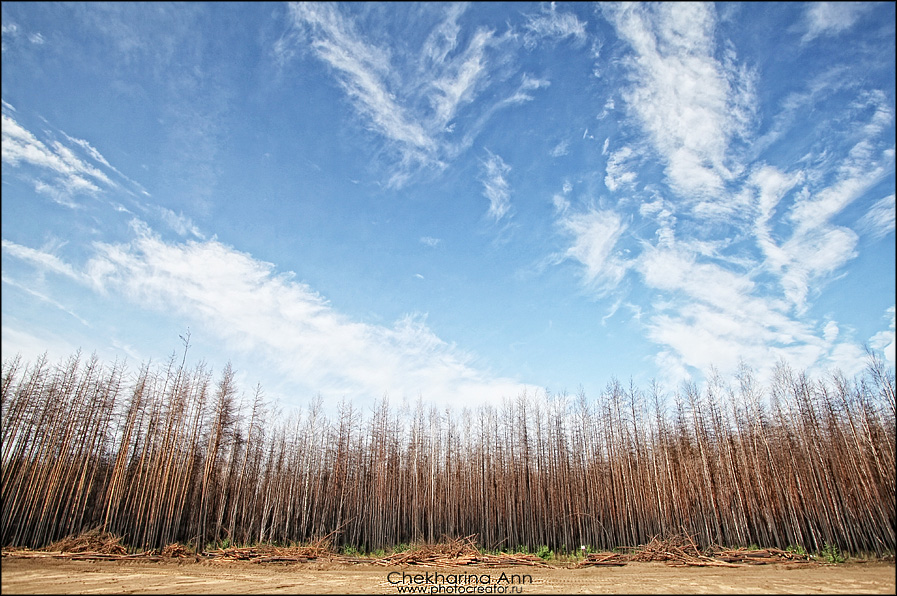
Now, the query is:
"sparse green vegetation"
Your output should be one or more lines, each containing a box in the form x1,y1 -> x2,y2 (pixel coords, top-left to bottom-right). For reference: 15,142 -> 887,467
818,543 -> 846,564
786,544 -> 807,556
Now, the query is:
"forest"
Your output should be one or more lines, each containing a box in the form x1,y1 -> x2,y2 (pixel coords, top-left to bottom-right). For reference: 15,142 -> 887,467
2,347 -> 894,557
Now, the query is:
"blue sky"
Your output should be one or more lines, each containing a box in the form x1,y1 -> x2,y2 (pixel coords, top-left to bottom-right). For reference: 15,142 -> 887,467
2,2 -> 895,412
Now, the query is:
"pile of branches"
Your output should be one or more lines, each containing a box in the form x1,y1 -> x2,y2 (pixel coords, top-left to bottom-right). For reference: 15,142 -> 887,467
159,543 -> 195,558
578,534 -> 816,568
705,547 -> 814,566
45,529 -> 128,556
621,534 -> 709,565
576,551 -> 629,566
373,535 -> 552,568
209,541 -> 334,564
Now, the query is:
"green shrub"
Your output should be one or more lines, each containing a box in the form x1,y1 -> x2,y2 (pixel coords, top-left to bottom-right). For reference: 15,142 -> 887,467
818,543 -> 845,563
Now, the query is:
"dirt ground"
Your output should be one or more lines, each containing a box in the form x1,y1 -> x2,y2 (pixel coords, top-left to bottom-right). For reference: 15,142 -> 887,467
1,556 -> 894,594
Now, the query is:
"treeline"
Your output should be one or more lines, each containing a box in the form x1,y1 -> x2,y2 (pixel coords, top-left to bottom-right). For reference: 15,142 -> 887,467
1,348 -> 894,555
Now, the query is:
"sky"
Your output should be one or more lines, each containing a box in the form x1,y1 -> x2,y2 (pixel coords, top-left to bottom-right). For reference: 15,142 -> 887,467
2,2 -> 895,413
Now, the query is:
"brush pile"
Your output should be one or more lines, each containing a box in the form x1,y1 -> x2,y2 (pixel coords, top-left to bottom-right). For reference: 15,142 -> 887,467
46,529 -> 128,556
373,535 -> 552,568
209,540 -> 334,563
577,534 -> 815,568
708,547 -> 814,565
577,552 -> 629,566
160,543 -> 194,558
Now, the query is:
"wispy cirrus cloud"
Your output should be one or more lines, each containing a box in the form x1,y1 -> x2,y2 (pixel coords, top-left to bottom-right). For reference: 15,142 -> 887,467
277,2 -> 561,188
769,91 -> 894,313
285,3 -> 436,170
479,150 -> 512,221
860,193 -> 896,240
1,275 -> 91,327
1,239 -> 83,281
428,27 -> 493,133
801,2 -> 875,43
522,2 -> 587,49
601,2 -> 755,208
155,206 -> 205,239
632,232 -> 888,382
549,140 -> 569,157
556,206 -> 629,296
420,2 -> 467,67
869,307 -> 896,366
1,106 -> 158,214
553,2 -> 894,385
604,146 -> 637,192
1,109 -> 115,205
3,224 -> 530,408
1,20 -> 46,51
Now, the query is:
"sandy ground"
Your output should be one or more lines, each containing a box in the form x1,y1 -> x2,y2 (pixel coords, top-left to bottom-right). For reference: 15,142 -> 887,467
2,556 -> 894,594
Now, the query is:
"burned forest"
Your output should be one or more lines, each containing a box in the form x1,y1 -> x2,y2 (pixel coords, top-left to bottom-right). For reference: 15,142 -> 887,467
2,349 -> 894,557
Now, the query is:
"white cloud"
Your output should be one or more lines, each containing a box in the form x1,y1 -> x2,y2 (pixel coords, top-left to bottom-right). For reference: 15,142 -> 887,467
604,146 -> 637,192
550,140 -> 569,157
480,150 -> 512,221
523,3 -> 587,49
281,3 -> 457,182
291,3 -> 435,158
778,226 -> 859,314
601,2 -> 755,207
772,98 -> 894,313
420,2 -> 468,67
1,275 -> 91,327
62,133 -> 114,169
1,239 -> 83,281
635,239 -> 832,384
801,2 -> 874,43
1,21 -> 44,50
156,206 -> 205,239
823,320 -> 839,344
4,225 -> 530,408
428,28 -> 492,131
869,307 -> 896,367
32,180 -> 85,209
558,207 -> 629,295
551,194 -> 569,214
859,194 -> 896,239
280,3 -> 550,188
557,76 -> 891,383
1,112 -> 117,203
420,236 -> 442,247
